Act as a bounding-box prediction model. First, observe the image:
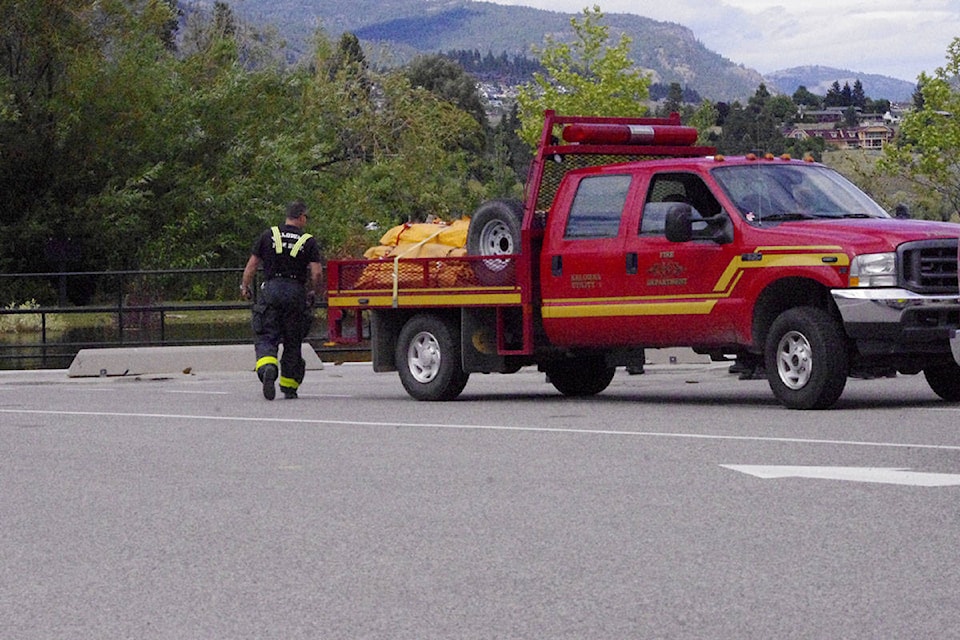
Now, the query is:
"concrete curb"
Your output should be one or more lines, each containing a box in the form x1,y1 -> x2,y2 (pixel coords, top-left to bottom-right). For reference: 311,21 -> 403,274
63,345 -> 712,378
67,344 -> 324,377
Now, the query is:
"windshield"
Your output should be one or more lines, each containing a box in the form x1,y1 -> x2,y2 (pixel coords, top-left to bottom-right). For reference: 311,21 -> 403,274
711,163 -> 890,222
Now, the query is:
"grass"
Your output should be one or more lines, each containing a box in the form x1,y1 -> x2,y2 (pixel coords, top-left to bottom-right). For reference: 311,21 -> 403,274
0,300 -> 67,333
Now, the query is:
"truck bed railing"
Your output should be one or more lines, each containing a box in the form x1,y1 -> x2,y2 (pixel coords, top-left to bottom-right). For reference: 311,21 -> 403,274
329,255 -> 520,294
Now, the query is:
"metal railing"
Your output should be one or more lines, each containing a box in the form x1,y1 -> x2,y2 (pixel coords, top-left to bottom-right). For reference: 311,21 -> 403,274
0,268 -> 365,370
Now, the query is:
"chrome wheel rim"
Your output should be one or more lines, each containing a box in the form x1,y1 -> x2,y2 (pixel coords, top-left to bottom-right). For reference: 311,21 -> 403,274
479,218 -> 515,255
776,330 -> 813,390
407,331 -> 441,383
478,219 -> 513,272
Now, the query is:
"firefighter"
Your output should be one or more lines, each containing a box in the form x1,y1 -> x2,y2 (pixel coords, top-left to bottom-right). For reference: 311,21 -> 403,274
240,200 -> 323,400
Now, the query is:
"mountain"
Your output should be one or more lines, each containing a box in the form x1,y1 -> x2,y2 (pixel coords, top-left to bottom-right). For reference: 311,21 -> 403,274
231,0 -> 765,101
228,0 -> 912,103
764,66 -> 917,104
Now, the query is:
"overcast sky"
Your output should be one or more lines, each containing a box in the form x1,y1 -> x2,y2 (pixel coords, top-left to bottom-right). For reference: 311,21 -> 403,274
484,0 -> 960,82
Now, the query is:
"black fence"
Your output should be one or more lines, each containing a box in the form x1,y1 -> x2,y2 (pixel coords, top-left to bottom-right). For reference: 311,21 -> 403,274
0,268 -> 363,370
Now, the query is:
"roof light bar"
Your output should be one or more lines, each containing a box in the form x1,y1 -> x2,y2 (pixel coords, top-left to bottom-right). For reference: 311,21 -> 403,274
562,123 -> 699,147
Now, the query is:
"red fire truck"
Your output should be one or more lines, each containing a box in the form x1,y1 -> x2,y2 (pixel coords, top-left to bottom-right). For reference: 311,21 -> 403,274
327,111 -> 960,409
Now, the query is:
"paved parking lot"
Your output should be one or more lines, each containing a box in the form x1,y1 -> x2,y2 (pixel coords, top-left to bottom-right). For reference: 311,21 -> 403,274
3,361 -> 960,638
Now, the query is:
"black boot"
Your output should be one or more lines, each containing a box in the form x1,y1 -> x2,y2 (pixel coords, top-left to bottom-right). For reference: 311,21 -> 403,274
261,364 -> 278,400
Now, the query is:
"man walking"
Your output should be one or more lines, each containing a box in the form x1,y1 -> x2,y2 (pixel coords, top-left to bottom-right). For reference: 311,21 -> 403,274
241,200 -> 322,400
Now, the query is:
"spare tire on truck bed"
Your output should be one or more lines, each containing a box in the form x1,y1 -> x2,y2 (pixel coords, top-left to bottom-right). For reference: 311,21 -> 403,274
466,199 -> 523,285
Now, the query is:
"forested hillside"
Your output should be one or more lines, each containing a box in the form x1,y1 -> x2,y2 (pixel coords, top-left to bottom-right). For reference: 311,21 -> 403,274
229,0 -> 765,101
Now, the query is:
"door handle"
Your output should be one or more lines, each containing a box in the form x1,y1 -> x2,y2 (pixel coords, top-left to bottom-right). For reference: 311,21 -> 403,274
551,255 -> 562,276
626,252 -> 638,275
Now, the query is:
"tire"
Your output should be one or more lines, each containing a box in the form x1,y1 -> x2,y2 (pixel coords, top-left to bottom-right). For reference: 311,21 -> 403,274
396,314 -> 469,401
924,363 -> 960,401
466,199 -> 523,285
544,356 -> 616,397
764,306 -> 849,410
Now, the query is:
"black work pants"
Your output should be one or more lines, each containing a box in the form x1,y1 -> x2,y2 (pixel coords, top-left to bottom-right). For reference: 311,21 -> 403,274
251,279 -> 312,393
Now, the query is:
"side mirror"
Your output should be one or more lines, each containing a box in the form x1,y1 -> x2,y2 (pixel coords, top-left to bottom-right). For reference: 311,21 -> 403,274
664,204 -> 693,243
664,204 -> 734,244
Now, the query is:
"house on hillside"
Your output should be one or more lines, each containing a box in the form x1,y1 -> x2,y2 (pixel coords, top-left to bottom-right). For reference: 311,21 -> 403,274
785,123 -> 895,150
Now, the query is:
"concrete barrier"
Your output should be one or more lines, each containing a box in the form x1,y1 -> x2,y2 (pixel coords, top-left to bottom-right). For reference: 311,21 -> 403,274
67,344 -> 323,377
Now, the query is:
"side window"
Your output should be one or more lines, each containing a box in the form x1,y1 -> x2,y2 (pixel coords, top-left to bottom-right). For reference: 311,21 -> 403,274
564,175 -> 632,239
640,173 -> 721,237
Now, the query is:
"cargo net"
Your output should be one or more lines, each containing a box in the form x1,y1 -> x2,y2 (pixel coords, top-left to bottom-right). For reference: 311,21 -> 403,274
334,255 -> 519,292
533,153 -> 665,227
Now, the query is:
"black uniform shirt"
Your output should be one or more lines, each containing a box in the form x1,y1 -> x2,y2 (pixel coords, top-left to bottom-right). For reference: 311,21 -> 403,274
251,224 -> 322,284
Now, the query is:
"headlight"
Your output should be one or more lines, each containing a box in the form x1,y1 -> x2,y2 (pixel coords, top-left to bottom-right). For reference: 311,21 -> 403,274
849,252 -> 897,287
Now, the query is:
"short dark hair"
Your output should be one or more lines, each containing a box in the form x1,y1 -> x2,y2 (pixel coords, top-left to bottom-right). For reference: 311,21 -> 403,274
285,200 -> 307,220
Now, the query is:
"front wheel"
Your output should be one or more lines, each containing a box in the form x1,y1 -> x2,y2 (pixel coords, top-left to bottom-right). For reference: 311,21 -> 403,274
924,362 -> 960,401
544,357 -> 616,397
396,314 -> 469,401
764,306 -> 849,410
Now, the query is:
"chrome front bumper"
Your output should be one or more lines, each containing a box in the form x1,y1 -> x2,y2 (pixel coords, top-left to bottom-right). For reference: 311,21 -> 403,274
831,288 -> 960,357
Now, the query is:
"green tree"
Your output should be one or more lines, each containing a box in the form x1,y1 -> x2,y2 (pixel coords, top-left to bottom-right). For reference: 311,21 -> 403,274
404,54 -> 486,126
784,135 -> 825,162
792,85 -> 823,110
0,0 -> 538,291
851,79 -> 866,109
656,82 -> 684,117
516,6 -> 651,147
824,81 -> 844,107
718,85 -> 789,155
880,37 -> 960,222
0,0 -> 171,276
300,33 -> 487,251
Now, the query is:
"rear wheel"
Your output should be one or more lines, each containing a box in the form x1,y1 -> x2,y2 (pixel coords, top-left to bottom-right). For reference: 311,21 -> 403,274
764,306 -> 848,410
396,314 -> 469,401
544,357 -> 616,397
924,362 -> 960,401
466,199 -> 523,285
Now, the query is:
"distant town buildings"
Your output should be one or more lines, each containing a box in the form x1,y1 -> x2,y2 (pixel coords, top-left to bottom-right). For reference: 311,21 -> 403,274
785,106 -> 905,150
478,82 -> 910,151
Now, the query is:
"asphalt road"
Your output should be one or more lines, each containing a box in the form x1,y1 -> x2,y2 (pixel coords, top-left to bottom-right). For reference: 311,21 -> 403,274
3,362 -> 960,639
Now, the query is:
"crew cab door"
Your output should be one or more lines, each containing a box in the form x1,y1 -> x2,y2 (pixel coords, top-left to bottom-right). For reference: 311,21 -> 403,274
620,171 -> 740,345
539,172 -> 637,346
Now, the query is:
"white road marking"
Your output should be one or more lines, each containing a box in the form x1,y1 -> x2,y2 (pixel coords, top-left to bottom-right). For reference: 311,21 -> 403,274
722,465 -> 960,487
2,408 -> 960,452
163,390 -> 232,395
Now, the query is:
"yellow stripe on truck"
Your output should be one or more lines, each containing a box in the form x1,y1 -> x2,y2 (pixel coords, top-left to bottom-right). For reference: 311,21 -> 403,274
328,292 -> 522,308
712,250 -> 849,293
542,300 -> 717,318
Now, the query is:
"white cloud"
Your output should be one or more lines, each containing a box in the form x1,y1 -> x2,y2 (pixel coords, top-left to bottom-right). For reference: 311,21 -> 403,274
484,0 -> 960,81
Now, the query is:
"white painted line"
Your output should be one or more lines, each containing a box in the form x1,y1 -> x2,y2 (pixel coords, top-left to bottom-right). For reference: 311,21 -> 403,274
722,465 -> 960,487
3,408 -> 960,452
163,390 -> 232,395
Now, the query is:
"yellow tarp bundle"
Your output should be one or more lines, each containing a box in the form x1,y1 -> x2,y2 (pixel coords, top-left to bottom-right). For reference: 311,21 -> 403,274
363,218 -> 469,259
354,218 -> 473,289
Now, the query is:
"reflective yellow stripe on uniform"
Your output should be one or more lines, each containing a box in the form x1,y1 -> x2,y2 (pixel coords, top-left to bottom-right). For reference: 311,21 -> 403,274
271,226 -> 283,254
290,233 -> 313,258
279,376 -> 300,390
256,355 -> 279,371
